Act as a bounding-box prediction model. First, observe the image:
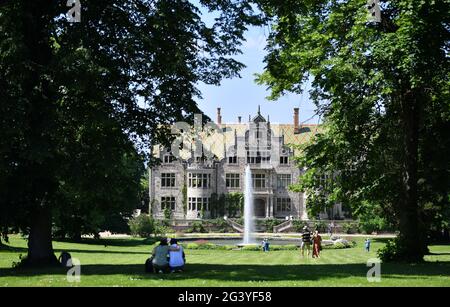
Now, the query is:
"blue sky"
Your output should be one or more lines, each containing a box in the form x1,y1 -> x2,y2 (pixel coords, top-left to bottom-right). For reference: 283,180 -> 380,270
195,23 -> 320,125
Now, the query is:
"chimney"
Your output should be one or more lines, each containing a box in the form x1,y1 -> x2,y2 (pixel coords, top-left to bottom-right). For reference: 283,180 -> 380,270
217,107 -> 222,125
294,108 -> 299,133
238,116 -> 242,123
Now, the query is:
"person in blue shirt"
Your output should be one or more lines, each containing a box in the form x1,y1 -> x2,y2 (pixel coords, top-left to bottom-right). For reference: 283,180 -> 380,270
261,238 -> 270,252
365,238 -> 371,252
169,239 -> 185,273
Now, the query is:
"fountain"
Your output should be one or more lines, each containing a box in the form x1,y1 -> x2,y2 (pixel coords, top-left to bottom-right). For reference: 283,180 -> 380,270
243,165 -> 254,244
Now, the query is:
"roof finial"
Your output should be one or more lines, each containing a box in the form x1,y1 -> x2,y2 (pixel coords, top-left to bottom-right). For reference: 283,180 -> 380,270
258,105 -> 261,114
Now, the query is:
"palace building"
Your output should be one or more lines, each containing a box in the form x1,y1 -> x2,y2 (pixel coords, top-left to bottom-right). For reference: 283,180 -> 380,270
149,107 -> 344,221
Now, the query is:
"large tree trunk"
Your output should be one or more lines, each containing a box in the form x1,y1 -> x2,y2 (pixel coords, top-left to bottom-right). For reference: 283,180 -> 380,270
397,89 -> 427,261
19,0 -> 58,267
27,205 -> 57,266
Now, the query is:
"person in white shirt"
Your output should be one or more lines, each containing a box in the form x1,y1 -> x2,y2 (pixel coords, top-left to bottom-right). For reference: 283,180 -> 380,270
169,239 -> 185,272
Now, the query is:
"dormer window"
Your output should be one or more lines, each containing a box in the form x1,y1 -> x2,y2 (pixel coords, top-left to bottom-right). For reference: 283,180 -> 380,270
163,154 -> 175,164
228,156 -> 237,164
280,156 -> 289,165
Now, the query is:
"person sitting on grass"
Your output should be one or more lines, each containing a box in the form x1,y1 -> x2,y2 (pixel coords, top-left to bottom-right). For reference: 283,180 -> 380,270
152,238 -> 179,273
169,239 -> 185,273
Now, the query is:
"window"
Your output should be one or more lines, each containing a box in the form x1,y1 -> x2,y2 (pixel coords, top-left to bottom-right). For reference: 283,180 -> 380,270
188,173 -> 211,188
280,156 -> 289,165
277,174 -> 292,189
163,154 -> 175,164
188,197 -> 210,211
255,131 -> 263,139
276,198 -> 291,212
161,173 -> 176,187
161,197 -> 176,210
247,151 -> 271,164
226,173 -> 240,188
252,174 -> 266,188
228,156 -> 237,164
317,173 -> 330,188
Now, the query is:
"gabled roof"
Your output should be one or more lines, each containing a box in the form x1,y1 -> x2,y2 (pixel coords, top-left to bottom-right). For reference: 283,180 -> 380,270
252,105 -> 266,123
154,122 -> 322,160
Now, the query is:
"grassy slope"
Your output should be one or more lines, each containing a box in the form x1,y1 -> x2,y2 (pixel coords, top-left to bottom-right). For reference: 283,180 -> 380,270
0,235 -> 449,287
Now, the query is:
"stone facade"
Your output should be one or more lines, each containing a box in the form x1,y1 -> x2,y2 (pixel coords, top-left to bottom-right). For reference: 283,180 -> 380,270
149,107 -> 343,221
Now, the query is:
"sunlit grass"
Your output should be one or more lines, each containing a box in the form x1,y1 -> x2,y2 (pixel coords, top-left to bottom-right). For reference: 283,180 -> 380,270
0,235 -> 449,287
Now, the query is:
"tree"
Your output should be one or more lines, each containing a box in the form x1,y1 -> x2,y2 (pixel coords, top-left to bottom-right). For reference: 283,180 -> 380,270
0,0 -> 262,265
225,192 -> 244,218
256,0 -> 449,261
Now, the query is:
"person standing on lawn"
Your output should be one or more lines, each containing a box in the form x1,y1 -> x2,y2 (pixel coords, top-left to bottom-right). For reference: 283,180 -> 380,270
365,238 -> 371,252
301,226 -> 312,257
312,230 -> 322,258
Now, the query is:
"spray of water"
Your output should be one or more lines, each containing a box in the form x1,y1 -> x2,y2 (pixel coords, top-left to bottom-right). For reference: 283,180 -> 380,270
243,165 -> 254,244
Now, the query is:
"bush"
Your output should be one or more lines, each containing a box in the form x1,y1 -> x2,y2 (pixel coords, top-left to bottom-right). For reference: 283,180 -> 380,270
241,245 -> 261,251
342,222 -> 359,234
312,221 -> 327,232
259,218 -> 281,233
232,218 -> 244,226
209,218 -> 233,233
377,238 -> 425,262
270,244 -> 298,251
128,215 -> 156,238
128,215 -> 169,237
332,242 -> 347,249
186,221 -> 207,233
185,243 -> 199,249
291,220 -> 308,232
182,242 -> 234,250
323,242 -> 347,249
359,216 -> 391,234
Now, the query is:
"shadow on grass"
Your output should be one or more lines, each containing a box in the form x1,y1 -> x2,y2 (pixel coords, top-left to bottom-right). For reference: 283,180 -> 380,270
54,237 -> 158,247
1,262 -> 449,282
0,245 -> 28,253
0,246 -> 151,256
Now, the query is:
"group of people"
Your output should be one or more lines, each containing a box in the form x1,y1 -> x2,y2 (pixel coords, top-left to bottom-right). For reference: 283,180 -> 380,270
301,226 -> 322,258
147,238 -> 185,273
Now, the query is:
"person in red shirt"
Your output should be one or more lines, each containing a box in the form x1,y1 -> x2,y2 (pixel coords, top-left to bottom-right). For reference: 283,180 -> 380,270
312,230 -> 322,258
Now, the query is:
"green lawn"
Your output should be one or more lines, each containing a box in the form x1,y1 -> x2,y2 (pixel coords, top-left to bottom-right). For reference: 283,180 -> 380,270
1,235 -> 449,287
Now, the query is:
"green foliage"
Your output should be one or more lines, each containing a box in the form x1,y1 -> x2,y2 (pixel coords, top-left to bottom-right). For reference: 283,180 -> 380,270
182,184 -> 188,215
163,207 -> 172,220
139,171 -> 150,213
0,0 -> 263,263
209,193 -> 227,219
342,222 -> 360,234
324,242 -> 346,250
256,0 -> 450,261
377,239 -> 403,262
128,215 -> 165,238
291,220 -> 308,232
208,218 -> 233,233
225,192 -> 244,218
353,201 -> 392,234
241,245 -> 261,251
258,218 -> 282,233
269,244 -> 298,251
378,237 -> 426,263
312,221 -> 327,233
186,221 -> 207,233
